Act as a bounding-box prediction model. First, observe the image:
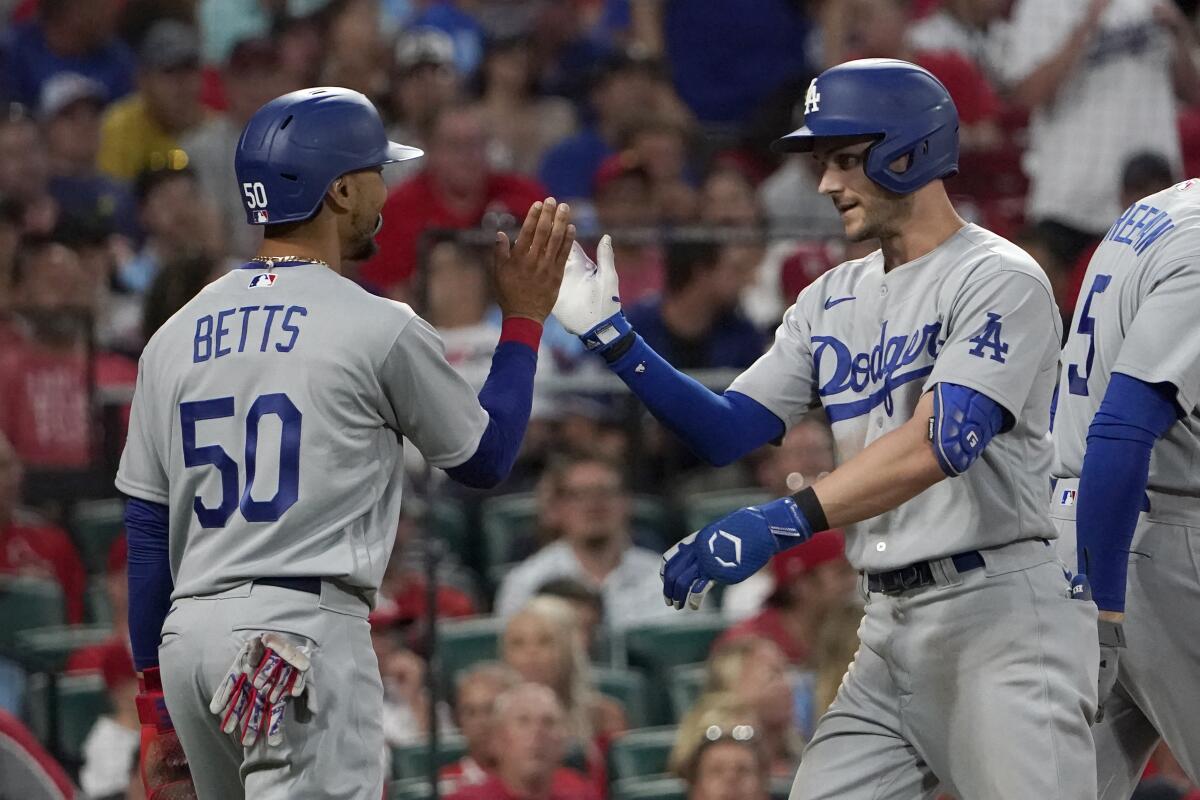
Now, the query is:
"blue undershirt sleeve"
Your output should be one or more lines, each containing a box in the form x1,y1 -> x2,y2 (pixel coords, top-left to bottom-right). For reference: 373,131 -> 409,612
1077,372 -> 1180,612
605,334 -> 785,466
125,497 -> 173,672
444,341 -> 538,489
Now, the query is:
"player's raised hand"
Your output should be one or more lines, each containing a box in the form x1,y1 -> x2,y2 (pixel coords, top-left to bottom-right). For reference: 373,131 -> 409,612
493,197 -> 575,323
552,235 -> 622,337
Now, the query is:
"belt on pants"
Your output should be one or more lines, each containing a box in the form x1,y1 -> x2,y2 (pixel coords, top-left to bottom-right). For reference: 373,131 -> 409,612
253,577 -> 322,595
866,550 -> 985,595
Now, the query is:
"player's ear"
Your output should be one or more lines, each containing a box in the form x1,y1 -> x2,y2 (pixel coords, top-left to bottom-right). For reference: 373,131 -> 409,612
325,176 -> 353,215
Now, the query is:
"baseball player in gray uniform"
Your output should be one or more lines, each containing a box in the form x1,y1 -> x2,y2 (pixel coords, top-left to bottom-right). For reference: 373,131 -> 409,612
115,88 -> 573,799
552,59 -> 1099,799
1053,177 -> 1200,798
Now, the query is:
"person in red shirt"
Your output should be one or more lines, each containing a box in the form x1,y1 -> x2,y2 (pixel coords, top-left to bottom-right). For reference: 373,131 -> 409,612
360,103 -> 545,299
0,430 -> 86,623
717,531 -> 856,667
439,662 -> 521,793
446,681 -> 600,800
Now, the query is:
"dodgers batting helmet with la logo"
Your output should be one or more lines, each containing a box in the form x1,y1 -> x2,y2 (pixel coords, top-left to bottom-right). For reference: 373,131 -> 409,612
234,87 -> 423,226
774,58 -> 960,195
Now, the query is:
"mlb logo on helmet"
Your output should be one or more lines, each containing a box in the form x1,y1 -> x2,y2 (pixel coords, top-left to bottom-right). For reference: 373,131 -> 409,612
248,273 -> 277,289
253,209 -> 269,223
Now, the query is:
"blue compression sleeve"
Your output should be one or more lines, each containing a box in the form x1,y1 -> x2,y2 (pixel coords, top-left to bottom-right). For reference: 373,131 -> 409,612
1077,372 -> 1180,612
125,497 -> 173,671
444,339 -> 538,489
605,334 -> 785,466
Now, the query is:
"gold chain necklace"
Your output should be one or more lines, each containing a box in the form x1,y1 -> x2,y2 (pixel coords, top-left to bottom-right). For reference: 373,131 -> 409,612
248,255 -> 330,268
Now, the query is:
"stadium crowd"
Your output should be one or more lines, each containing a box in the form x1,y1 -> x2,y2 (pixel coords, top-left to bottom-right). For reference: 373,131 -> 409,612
1,0 -> 1200,799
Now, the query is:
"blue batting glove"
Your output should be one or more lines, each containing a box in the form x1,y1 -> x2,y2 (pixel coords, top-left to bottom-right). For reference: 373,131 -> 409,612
660,496 -> 814,610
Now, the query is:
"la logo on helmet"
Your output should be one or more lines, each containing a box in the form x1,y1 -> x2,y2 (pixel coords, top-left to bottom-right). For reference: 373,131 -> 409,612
804,79 -> 821,115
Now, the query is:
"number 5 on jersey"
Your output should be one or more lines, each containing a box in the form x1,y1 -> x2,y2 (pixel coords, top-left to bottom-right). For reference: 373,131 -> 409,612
180,393 -> 301,528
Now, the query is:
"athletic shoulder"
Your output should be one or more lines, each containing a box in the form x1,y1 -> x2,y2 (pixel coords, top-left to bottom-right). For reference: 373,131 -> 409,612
953,224 -> 1052,292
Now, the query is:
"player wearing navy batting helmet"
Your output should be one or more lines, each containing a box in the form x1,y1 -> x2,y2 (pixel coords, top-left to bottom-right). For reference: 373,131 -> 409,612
117,87 -> 574,798
552,58 -> 1099,800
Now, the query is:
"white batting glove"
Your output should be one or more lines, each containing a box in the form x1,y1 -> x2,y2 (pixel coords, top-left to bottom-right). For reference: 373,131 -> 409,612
551,236 -> 624,344
209,633 -> 315,747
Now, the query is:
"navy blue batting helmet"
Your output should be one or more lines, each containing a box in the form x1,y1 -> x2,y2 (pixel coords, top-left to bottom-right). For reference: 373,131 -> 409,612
234,87 -> 423,226
773,59 -> 959,195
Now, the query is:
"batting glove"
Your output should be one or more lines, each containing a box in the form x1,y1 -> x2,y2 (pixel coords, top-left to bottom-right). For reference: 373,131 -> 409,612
551,236 -> 630,355
661,497 -> 815,610
209,633 -> 315,747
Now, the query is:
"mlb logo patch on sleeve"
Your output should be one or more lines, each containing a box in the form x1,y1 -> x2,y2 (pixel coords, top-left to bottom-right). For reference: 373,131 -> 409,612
249,273 -> 278,289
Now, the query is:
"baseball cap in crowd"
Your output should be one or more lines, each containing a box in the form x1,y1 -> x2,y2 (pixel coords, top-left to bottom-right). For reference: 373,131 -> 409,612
770,530 -> 846,589
139,19 -> 202,72
394,27 -> 456,73
593,152 -> 651,195
38,72 -> 107,121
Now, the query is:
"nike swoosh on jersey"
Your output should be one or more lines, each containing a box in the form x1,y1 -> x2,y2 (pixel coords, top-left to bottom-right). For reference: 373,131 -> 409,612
824,296 -> 855,310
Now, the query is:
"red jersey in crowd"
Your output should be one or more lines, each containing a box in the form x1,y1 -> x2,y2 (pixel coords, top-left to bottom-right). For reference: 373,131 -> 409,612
360,170 -> 545,295
0,341 -> 91,469
445,768 -> 600,800
0,516 -> 86,623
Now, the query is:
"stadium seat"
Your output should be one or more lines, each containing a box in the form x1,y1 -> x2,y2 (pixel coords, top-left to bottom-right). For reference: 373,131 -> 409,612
666,662 -> 708,723
427,499 -> 470,557
388,777 -> 434,800
594,666 -> 650,729
622,616 -> 727,725
610,726 -> 678,781
681,489 -> 772,535
392,734 -> 467,780
0,577 -> 66,652
436,616 -> 502,690
15,625 -> 114,673
69,498 -> 126,574
85,578 -> 112,625
611,775 -> 687,800
27,672 -> 111,764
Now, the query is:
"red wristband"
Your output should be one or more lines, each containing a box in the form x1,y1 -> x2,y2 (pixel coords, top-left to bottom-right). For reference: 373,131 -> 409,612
499,316 -> 543,351
137,667 -> 174,732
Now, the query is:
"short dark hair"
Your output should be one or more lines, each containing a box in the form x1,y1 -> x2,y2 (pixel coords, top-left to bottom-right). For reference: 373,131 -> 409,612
665,238 -> 720,294
1121,151 -> 1176,198
134,165 -> 196,206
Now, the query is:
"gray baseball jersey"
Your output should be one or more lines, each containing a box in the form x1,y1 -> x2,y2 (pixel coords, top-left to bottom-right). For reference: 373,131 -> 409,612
116,261 -> 489,601
730,223 -> 1062,570
1054,179 -> 1200,493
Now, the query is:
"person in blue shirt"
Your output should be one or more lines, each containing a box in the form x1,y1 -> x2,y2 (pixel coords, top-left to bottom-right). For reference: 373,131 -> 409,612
0,0 -> 135,109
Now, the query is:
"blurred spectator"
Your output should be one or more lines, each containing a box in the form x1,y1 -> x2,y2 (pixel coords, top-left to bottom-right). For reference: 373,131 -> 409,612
97,19 -> 205,182
824,0 -> 1003,152
385,27 -> 462,186
0,431 -> 86,623
321,0 -> 390,97
1003,0 -> 1198,264
362,104 -> 545,299
181,37 -> 290,259
0,108 -> 60,236
421,236 -> 498,376
811,599 -> 866,726
440,661 -> 521,792
682,724 -> 771,800
118,166 -> 221,295
500,597 -> 627,756
445,681 -> 601,800
495,456 -> 674,630
534,577 -> 605,660
0,0 -> 133,110
717,531 -> 856,668
623,117 -> 698,223
527,0 -> 614,101
538,51 -> 665,202
591,155 -> 664,304
719,419 -> 837,617
906,0 -> 1009,73
625,238 -> 763,369
0,197 -> 22,312
630,0 -> 812,125
140,253 -> 221,343
476,35 -> 578,176
79,641 -> 139,799
51,213 -> 138,352
369,614 -> 453,748
759,152 -> 842,239
39,73 -> 138,240
410,0 -> 488,76
0,708 -> 75,799
67,535 -> 130,673
0,240 -> 94,470
674,636 -> 803,779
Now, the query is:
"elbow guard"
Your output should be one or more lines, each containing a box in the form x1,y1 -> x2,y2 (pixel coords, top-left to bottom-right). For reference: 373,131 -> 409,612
929,382 -> 1008,477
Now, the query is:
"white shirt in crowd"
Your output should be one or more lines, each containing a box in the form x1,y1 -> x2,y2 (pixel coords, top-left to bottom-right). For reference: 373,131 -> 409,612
80,715 -> 139,798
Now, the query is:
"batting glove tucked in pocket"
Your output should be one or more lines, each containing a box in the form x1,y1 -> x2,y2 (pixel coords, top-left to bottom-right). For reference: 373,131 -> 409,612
209,632 -> 315,747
